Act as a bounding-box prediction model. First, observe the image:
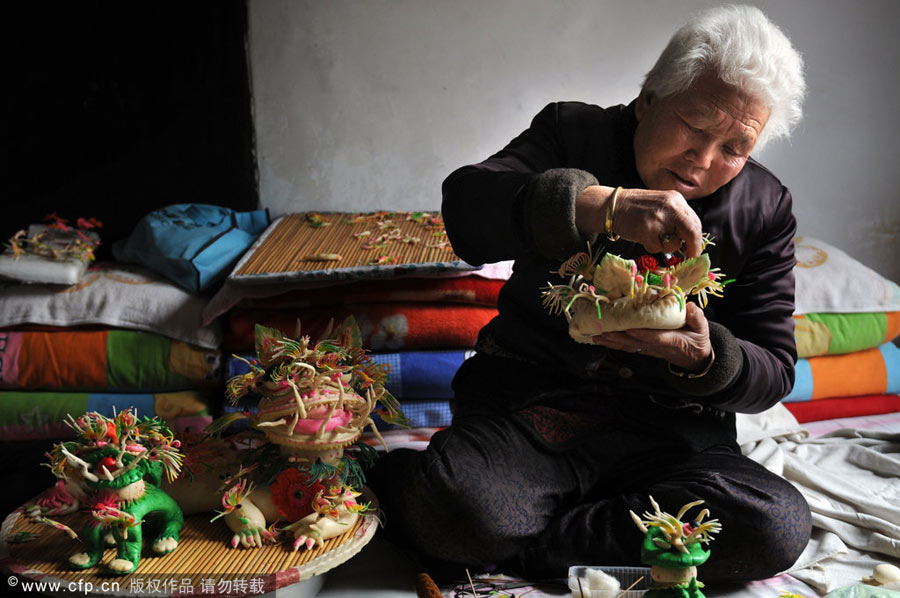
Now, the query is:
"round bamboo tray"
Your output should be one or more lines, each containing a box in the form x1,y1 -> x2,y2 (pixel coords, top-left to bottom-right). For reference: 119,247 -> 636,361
0,497 -> 379,598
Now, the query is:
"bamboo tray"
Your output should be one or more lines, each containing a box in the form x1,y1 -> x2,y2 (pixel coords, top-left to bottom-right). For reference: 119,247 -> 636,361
229,212 -> 477,285
0,503 -> 379,597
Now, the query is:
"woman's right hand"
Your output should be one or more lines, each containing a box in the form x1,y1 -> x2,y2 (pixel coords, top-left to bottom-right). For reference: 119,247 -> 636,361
575,185 -> 703,258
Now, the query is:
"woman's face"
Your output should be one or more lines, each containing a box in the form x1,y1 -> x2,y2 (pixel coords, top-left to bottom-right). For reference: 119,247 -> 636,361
633,72 -> 770,200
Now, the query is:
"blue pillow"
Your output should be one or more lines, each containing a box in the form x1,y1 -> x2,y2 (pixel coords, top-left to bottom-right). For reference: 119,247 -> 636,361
113,204 -> 269,293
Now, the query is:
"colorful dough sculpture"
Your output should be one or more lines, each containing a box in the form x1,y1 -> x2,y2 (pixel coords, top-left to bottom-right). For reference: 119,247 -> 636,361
28,409 -> 184,575
22,317 -> 404,576
198,317 -> 405,550
629,496 -> 721,598
542,240 -> 728,341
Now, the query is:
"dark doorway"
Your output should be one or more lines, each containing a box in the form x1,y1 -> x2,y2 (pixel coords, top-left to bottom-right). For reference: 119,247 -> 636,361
3,1 -> 259,259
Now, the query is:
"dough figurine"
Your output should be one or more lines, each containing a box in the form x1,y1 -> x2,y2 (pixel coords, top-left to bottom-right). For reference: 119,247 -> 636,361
27,408 -> 184,575
542,237 -> 728,342
629,496 -> 721,598
862,563 -> 900,590
184,316 -> 406,551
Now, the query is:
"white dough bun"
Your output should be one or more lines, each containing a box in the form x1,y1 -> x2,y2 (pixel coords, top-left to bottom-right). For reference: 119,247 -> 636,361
568,294 -> 685,343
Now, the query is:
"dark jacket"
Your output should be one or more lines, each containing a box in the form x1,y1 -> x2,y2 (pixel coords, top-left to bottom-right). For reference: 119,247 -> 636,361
442,101 -> 797,421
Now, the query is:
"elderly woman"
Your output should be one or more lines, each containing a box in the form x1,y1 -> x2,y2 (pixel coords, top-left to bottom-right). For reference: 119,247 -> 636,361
371,5 -> 810,583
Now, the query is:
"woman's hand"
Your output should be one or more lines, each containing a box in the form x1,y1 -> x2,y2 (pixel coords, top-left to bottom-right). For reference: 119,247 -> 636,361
575,185 -> 703,258
590,302 -> 713,371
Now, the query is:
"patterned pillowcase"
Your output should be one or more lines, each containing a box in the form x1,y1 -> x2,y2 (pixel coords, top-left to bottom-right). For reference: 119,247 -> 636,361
794,236 -> 900,314
792,236 -> 900,357
0,263 -> 222,349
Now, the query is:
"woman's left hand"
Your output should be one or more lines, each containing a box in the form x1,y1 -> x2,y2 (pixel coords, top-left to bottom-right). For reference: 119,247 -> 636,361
591,302 -> 712,371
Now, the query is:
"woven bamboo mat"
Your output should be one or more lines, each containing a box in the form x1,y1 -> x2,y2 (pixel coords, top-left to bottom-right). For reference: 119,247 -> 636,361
2,508 -> 377,591
231,212 -> 475,284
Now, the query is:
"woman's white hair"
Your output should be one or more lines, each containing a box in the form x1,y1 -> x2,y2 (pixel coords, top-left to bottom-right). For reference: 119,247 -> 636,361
642,4 -> 805,149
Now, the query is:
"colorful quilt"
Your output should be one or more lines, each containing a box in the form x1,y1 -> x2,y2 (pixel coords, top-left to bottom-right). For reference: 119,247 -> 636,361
222,397 -> 453,431
0,389 -> 215,441
227,350 -> 471,401
784,342 -> 900,402
794,311 -> 900,358
235,275 -> 503,309
203,261 -> 514,325
226,350 -> 469,430
0,329 -> 221,391
224,305 -> 496,351
232,342 -> 900,414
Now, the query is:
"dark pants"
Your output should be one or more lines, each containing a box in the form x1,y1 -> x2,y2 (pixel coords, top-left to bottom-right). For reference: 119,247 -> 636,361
370,401 -> 811,583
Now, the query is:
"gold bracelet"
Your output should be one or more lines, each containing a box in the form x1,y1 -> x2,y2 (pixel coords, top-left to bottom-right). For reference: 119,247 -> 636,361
605,186 -> 622,241
667,346 -> 715,379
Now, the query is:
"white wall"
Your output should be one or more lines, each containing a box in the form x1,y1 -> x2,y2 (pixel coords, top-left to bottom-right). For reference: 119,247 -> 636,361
248,0 -> 900,282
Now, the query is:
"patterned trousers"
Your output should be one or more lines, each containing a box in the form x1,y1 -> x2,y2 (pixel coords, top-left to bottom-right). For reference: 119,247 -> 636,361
369,400 -> 811,584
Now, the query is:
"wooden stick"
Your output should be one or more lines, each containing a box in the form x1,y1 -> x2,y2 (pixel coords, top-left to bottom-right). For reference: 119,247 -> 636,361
466,567 -> 477,597
615,575 -> 645,598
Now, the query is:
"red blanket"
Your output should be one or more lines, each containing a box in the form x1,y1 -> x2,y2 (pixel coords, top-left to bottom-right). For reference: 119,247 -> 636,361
225,303 -> 497,351
236,276 -> 503,309
784,394 -> 900,423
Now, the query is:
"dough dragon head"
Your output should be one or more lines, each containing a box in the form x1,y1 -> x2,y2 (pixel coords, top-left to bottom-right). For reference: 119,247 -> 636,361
630,496 -> 721,569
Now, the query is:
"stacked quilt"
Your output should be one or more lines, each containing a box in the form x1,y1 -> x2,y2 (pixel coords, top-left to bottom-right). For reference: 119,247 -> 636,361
0,219 -> 893,445
0,263 -> 223,441
784,237 -> 900,422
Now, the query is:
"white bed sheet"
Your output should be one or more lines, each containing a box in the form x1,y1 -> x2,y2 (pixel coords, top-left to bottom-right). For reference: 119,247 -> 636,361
738,407 -> 900,597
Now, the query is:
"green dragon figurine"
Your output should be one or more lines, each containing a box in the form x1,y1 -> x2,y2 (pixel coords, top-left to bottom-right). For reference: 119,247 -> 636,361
629,496 -> 722,598
34,409 -> 184,575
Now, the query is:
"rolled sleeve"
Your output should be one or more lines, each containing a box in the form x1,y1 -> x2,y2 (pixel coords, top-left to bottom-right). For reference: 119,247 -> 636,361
526,168 -> 599,260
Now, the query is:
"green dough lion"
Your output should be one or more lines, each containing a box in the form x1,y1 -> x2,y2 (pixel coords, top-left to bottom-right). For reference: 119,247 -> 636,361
630,496 -> 721,598
34,409 -> 184,575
